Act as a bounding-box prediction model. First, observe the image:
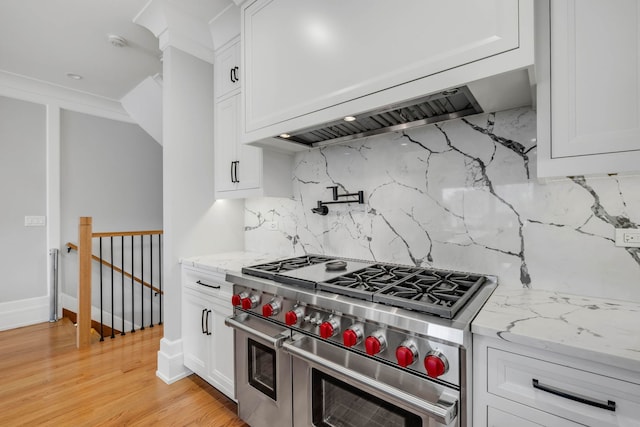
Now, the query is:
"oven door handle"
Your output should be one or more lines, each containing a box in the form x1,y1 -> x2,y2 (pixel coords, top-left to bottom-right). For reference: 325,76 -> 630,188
225,315 -> 288,348
282,340 -> 457,425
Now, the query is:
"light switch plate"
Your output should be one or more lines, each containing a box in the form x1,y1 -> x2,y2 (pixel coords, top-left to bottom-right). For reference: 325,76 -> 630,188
615,228 -> 640,247
24,216 -> 46,227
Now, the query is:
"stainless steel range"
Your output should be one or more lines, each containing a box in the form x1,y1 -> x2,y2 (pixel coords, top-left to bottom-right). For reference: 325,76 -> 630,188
225,255 -> 497,427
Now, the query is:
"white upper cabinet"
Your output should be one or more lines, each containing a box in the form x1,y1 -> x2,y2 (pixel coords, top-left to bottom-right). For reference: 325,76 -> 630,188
241,0 -> 534,145
537,0 -> 640,178
214,40 -> 241,100
214,37 -> 293,199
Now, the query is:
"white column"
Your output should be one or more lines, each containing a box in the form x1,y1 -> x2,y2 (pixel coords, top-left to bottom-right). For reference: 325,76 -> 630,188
46,104 -> 61,319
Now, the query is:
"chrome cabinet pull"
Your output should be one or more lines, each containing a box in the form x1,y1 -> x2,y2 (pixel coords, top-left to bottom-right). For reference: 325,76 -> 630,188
201,308 -> 206,334
196,280 -> 221,289
225,315 -> 288,348
532,379 -> 616,411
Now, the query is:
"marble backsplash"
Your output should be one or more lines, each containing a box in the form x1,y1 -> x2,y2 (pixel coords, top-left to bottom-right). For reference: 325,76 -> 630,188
244,107 -> 640,301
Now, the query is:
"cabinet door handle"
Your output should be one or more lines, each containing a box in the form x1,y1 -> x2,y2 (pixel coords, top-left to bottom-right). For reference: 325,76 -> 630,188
531,379 -> 616,411
234,161 -> 240,183
230,67 -> 235,83
206,310 -> 212,335
230,161 -> 235,183
201,308 -> 207,334
234,66 -> 239,82
196,279 -> 221,289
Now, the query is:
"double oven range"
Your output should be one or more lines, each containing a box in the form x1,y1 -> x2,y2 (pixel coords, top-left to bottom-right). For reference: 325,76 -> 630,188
224,255 -> 496,427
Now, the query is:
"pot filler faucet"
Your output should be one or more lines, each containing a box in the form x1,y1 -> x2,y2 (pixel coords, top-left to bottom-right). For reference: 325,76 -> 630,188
311,186 -> 364,215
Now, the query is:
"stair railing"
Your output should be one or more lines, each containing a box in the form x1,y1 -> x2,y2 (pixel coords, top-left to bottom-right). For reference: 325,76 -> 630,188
73,217 -> 163,348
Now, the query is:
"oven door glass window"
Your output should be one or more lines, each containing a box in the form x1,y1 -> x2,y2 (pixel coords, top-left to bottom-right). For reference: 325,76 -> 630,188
311,369 -> 421,427
248,338 -> 277,400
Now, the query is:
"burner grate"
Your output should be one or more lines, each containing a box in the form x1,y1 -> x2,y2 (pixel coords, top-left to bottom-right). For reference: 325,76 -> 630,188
317,264 -> 416,300
374,271 -> 486,318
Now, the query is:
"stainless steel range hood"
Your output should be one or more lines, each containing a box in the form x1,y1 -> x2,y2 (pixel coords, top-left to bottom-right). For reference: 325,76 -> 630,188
277,86 -> 483,148
259,68 -> 534,151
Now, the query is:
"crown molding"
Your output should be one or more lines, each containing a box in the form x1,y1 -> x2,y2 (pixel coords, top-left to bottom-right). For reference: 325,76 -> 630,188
134,0 -> 215,64
0,70 -> 132,123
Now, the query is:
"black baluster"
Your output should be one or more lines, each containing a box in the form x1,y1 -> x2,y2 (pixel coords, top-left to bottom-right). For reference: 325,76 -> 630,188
159,234 -> 162,325
121,236 -> 125,336
99,238 -> 104,341
110,237 -> 115,339
131,235 -> 135,333
150,234 -> 154,328
140,234 -> 144,330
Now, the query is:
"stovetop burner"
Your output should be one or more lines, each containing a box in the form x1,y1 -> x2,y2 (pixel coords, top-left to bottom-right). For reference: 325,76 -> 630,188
373,270 -> 485,319
317,264 -> 416,300
241,255 -> 488,319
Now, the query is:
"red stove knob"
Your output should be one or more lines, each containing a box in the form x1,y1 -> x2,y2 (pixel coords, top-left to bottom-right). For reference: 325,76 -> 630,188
262,300 -> 281,317
231,292 -> 248,307
343,329 -> 358,347
424,351 -> 449,378
365,331 -> 386,355
365,336 -> 381,355
285,306 -> 304,326
319,318 -> 340,339
342,324 -> 364,347
241,294 -> 259,310
396,341 -> 418,368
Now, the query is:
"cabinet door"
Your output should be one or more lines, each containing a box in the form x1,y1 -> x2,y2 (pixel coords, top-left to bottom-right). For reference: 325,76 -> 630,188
208,305 -> 235,399
215,95 -> 240,193
243,0 -> 520,132
551,0 -> 640,158
182,289 -> 211,377
235,98 -> 262,191
215,94 -> 263,195
215,40 -> 241,99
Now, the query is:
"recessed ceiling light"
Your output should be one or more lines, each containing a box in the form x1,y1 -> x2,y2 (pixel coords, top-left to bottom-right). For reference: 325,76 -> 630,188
65,73 -> 83,80
279,133 -> 291,138
344,116 -> 356,122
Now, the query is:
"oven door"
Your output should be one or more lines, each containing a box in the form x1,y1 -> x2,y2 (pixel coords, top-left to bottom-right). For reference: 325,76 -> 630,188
225,313 -> 292,427
283,336 -> 458,427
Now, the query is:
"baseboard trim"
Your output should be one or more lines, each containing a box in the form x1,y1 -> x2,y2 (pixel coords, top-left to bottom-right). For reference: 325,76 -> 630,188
156,337 -> 191,384
0,296 -> 50,331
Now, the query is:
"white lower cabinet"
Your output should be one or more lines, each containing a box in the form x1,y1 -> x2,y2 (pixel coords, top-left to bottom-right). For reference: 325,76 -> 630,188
182,266 -> 235,400
474,335 -> 640,426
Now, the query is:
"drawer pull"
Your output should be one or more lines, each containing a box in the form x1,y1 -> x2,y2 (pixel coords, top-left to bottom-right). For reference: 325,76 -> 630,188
196,280 -> 221,289
532,379 -> 616,412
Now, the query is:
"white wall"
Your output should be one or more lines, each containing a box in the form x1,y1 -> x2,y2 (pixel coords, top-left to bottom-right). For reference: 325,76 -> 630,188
59,109 -> 163,298
0,96 -> 47,304
158,46 -> 244,383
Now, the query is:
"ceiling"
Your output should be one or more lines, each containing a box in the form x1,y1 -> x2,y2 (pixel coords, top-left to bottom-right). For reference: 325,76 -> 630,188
0,0 -> 232,101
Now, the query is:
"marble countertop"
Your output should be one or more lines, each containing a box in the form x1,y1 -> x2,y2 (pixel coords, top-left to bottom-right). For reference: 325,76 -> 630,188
180,251 -> 276,275
472,287 -> 640,373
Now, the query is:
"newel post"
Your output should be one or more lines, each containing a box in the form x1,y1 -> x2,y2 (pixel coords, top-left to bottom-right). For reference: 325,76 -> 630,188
77,217 -> 92,349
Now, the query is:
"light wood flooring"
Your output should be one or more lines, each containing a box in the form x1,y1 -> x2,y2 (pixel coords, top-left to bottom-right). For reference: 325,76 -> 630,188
0,318 -> 249,426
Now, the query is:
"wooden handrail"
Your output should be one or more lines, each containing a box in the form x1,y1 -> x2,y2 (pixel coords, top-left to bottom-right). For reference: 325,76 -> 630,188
91,230 -> 163,238
66,242 -> 163,295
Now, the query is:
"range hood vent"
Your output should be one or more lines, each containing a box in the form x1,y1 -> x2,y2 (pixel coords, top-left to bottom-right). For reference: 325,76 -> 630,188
277,86 -> 483,148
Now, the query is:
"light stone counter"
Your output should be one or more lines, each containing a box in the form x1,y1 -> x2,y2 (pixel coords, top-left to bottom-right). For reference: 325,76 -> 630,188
472,287 -> 640,373
180,251 -> 277,276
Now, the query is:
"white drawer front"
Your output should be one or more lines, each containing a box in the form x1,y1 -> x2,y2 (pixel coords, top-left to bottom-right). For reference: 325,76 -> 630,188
182,268 -> 233,302
487,347 -> 640,426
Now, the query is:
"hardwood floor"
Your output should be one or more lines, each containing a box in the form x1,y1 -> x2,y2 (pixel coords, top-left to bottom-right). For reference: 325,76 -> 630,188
0,318 -> 249,426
